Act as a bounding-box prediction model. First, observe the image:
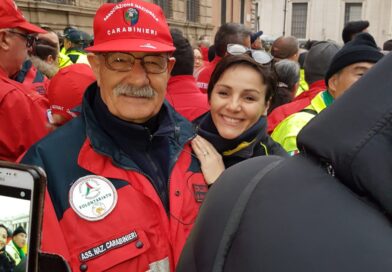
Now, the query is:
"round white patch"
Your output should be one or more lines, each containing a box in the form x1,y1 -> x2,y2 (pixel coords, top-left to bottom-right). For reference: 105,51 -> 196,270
69,175 -> 118,221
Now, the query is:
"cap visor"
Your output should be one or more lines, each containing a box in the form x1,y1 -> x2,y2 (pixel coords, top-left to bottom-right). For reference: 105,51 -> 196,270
86,39 -> 175,53
18,21 -> 46,34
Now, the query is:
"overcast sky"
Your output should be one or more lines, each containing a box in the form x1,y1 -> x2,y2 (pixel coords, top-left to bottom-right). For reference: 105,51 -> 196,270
0,196 -> 30,220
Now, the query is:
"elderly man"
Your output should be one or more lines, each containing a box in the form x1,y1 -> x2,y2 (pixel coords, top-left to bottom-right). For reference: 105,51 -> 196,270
272,33 -> 383,155
6,226 -> 27,267
0,0 -> 49,161
22,0 -> 207,271
15,26 -> 59,96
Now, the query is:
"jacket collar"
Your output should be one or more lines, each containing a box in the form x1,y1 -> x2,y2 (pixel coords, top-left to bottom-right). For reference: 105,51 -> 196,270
309,90 -> 334,113
195,112 -> 268,159
309,79 -> 326,91
81,83 -> 196,169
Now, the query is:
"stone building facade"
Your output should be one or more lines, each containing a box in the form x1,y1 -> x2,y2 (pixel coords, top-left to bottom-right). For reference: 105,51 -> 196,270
16,0 -> 255,47
255,0 -> 392,46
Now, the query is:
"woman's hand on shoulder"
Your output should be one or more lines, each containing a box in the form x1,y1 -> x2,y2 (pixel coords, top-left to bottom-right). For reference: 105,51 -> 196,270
191,135 -> 225,185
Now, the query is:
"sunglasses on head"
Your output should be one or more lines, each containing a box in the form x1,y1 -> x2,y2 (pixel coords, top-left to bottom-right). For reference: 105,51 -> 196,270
227,43 -> 272,65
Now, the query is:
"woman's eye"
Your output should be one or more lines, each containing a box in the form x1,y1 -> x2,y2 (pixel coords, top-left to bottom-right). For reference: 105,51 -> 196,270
245,96 -> 256,101
217,91 -> 228,96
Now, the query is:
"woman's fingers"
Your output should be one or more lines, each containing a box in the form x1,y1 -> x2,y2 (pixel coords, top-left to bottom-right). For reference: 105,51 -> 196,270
191,135 -> 225,185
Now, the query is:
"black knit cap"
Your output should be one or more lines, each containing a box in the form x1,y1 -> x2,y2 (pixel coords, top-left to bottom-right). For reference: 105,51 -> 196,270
12,226 -> 26,236
325,32 -> 383,86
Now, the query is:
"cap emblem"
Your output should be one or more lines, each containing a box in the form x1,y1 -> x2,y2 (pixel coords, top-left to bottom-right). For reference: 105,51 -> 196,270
124,8 -> 139,26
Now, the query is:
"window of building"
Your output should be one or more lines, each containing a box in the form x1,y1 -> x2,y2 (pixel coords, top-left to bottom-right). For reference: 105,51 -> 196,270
153,0 -> 173,19
291,3 -> 308,39
344,3 -> 362,24
186,0 -> 200,22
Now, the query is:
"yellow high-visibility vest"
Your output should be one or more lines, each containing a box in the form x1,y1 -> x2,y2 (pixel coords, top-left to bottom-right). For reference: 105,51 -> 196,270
271,90 -> 333,154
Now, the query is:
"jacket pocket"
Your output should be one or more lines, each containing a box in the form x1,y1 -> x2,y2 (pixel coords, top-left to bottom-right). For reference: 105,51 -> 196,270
76,228 -> 151,271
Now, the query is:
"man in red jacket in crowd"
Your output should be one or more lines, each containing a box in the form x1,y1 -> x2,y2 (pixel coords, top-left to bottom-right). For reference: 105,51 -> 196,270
21,0 -> 207,271
166,29 -> 209,121
0,0 -> 49,161
196,23 -> 251,93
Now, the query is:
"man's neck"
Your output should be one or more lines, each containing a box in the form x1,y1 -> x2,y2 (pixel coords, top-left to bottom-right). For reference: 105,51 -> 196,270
0,58 -> 12,78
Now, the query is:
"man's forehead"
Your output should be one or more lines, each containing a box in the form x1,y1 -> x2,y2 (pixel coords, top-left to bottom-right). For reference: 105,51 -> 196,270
347,62 -> 374,70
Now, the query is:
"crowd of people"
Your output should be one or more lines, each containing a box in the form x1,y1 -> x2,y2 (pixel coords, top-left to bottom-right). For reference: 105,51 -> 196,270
1,0 -> 391,270
0,225 -> 27,272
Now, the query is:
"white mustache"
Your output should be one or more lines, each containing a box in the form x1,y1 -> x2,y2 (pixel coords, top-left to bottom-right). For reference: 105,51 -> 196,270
114,84 -> 156,98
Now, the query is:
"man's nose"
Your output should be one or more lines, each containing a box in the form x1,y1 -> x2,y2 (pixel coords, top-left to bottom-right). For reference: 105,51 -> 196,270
127,60 -> 149,87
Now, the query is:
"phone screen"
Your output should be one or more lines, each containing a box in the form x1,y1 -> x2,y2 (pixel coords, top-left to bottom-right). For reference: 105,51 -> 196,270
0,168 -> 35,272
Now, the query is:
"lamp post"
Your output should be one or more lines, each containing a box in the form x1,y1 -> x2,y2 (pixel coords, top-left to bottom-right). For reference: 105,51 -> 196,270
283,0 -> 288,35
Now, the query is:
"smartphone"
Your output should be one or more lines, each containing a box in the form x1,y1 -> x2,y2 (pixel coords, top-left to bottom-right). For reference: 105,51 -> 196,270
0,161 -> 46,272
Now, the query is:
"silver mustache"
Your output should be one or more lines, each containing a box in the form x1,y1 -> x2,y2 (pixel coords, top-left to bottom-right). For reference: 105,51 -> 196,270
114,84 -> 156,98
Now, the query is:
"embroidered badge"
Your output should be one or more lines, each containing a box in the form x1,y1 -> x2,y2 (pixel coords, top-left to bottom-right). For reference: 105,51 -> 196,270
79,231 -> 138,261
69,175 -> 118,221
124,8 -> 139,26
192,184 -> 208,203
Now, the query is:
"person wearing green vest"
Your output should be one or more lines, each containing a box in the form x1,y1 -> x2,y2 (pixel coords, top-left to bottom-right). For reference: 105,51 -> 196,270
62,29 -> 89,65
272,33 -> 383,155
6,226 -> 27,267
58,27 -> 76,68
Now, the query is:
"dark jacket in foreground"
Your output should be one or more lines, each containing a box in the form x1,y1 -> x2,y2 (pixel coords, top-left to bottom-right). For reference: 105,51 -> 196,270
177,51 -> 392,271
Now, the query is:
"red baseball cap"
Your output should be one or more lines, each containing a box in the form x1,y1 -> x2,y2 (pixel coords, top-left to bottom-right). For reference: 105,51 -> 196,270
0,0 -> 46,34
48,64 -> 96,121
86,0 -> 175,53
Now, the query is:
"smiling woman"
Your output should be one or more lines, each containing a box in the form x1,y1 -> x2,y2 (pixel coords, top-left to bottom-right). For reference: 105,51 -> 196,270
0,224 -> 15,271
192,54 -> 288,184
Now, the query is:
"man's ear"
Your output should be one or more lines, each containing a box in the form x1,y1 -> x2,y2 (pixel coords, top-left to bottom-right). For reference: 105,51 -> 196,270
166,57 -> 176,76
87,53 -> 101,86
0,30 -> 11,51
328,74 -> 339,98
46,55 -> 54,64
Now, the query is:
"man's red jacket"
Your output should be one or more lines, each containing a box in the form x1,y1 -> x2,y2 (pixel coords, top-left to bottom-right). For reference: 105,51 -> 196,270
0,67 -> 49,161
166,75 -> 209,121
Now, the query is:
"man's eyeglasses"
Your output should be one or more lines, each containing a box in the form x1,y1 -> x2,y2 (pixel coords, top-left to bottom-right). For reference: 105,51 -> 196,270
7,30 -> 37,48
227,43 -> 272,65
100,52 -> 169,74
